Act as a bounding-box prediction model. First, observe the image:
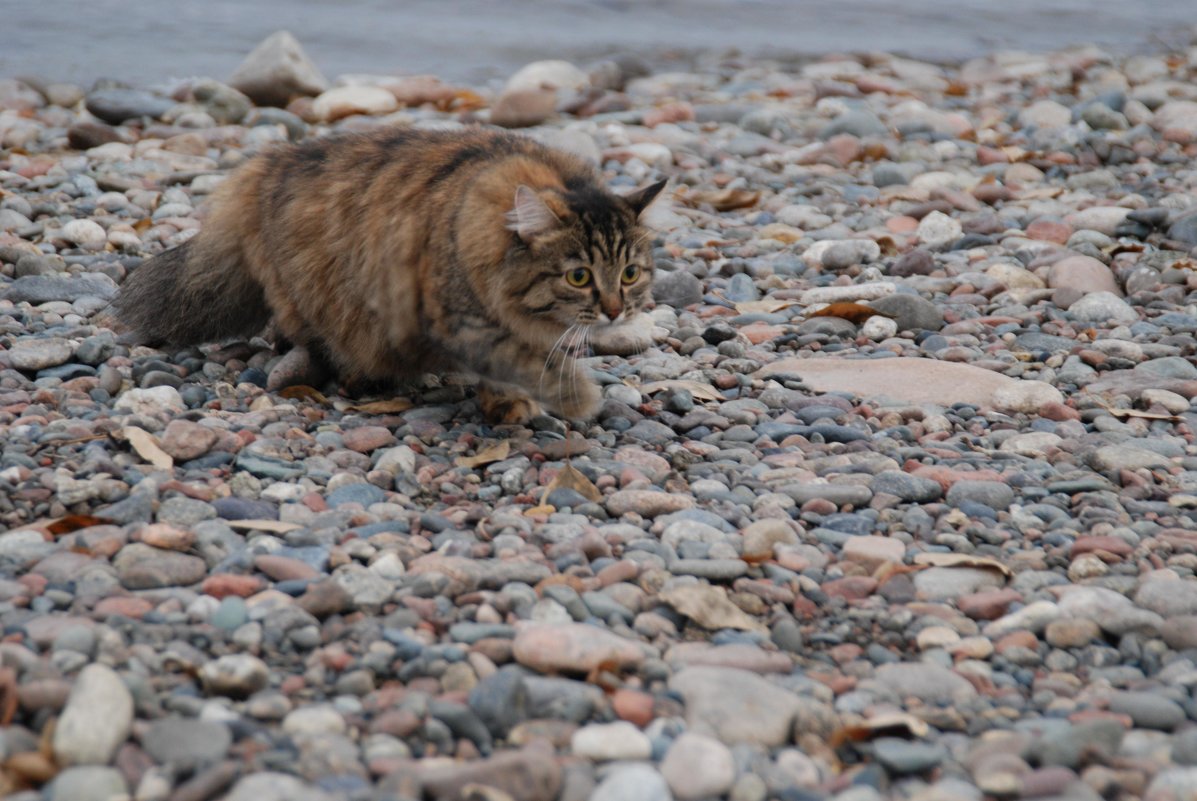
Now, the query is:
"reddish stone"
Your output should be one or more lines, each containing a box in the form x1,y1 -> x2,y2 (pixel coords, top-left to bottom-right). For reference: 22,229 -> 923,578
1025,219 -> 1072,244
596,560 -> 638,587
202,574 -> 266,599
254,554 -> 318,581
886,215 -> 919,233
93,596 -> 154,619
976,145 -> 1010,165
17,574 -> 47,596
822,576 -> 877,601
995,630 -> 1038,654
829,643 -> 864,664
302,492 -> 328,512
908,464 -> 1005,491
801,498 -> 838,516
612,689 -> 654,727
643,101 -> 695,127
957,588 -> 1022,620
1041,402 -> 1081,421
1071,536 -> 1133,560
342,425 -> 397,453
280,675 -> 306,694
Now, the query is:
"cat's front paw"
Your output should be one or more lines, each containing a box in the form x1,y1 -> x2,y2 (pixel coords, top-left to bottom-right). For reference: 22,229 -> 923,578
479,382 -> 544,425
554,377 -> 602,421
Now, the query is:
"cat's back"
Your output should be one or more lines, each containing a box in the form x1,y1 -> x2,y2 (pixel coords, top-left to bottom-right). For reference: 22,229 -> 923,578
263,127 -> 594,197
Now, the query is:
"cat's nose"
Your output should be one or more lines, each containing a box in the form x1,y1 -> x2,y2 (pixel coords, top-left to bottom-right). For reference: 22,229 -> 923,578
602,299 -> 623,320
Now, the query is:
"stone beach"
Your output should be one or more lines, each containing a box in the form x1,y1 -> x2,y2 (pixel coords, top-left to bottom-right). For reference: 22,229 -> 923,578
4,28 -> 1197,801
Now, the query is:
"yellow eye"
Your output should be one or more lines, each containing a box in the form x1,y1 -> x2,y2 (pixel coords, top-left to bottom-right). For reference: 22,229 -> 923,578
566,267 -> 592,287
621,264 -> 641,284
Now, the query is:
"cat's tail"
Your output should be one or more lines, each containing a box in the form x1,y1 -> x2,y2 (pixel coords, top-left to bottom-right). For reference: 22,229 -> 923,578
112,218 -> 271,348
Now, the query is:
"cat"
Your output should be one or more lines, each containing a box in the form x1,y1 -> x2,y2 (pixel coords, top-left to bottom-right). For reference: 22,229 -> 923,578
113,127 -> 667,423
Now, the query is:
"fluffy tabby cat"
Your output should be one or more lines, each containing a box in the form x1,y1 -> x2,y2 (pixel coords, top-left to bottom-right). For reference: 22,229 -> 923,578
114,127 -> 666,423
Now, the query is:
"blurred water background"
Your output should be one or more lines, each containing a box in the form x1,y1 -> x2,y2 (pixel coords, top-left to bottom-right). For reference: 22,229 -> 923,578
3,0 -> 1194,85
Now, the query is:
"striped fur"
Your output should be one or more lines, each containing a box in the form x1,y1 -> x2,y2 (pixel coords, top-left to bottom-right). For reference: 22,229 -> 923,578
114,127 -> 666,422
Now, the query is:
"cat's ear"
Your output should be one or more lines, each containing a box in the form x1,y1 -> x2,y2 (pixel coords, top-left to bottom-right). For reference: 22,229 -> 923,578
507,185 -> 561,242
623,179 -> 669,218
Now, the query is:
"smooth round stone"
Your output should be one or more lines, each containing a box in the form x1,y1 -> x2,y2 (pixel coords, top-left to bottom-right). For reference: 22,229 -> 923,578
872,738 -> 946,774
199,654 -> 270,698
326,483 -> 386,508
142,718 -> 233,769
571,721 -> 652,761
590,763 -> 672,801
870,471 -> 943,502
1044,618 -> 1100,649
53,664 -> 134,766
47,766 -> 128,801
1067,291 -> 1137,323
660,732 -> 736,800
9,337 -> 73,370
874,663 -> 976,703
868,292 -> 945,332
945,480 -> 1014,511
1106,691 -> 1185,731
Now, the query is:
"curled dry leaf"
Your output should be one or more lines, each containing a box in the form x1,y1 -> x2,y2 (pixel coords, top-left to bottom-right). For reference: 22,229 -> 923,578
122,426 -> 173,471
340,397 -> 414,414
734,298 -> 799,315
807,302 -> 894,324
45,514 -> 112,537
639,379 -> 723,403
830,712 -> 930,747
226,519 -> 303,534
278,385 -> 330,404
678,187 -> 760,212
659,583 -> 768,633
912,552 -> 1012,577
542,462 -> 602,504
454,439 -> 511,469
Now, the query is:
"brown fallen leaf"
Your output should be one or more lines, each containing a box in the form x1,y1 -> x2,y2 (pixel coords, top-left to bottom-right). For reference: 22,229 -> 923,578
1104,407 -> 1179,422
679,187 -> 760,212
912,552 -> 1012,578
807,302 -> 893,325
342,397 -> 414,414
279,385 -> 329,404
0,667 -> 16,727
734,298 -> 799,315
639,379 -> 723,403
455,439 -> 511,469
830,712 -> 930,748
45,514 -> 112,537
226,519 -> 303,534
122,426 -> 173,471
542,462 -> 602,504
659,584 -> 768,633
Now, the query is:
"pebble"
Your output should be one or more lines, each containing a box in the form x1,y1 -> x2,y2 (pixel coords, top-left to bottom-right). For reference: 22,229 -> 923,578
52,664 -> 134,766
1,38 -> 1196,801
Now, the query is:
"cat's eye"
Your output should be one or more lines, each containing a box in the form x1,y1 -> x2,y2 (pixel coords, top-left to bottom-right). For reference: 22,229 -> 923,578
621,265 -> 641,285
566,267 -> 592,287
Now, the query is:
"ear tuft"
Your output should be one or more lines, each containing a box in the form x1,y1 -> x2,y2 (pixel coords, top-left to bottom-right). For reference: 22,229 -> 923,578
624,179 -> 669,217
506,185 -> 561,242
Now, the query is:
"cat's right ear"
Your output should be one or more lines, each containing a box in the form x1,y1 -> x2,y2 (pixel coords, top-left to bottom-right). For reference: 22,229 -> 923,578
506,185 -> 561,243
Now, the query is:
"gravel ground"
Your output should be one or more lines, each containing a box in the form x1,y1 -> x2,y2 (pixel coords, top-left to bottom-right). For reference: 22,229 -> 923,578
4,31 -> 1197,801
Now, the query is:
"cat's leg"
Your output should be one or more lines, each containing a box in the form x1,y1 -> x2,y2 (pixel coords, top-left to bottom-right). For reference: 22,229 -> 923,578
477,380 -> 544,425
446,331 -> 601,421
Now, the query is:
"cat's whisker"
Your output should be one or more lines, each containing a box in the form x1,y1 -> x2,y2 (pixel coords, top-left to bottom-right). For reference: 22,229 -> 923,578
540,324 -> 575,408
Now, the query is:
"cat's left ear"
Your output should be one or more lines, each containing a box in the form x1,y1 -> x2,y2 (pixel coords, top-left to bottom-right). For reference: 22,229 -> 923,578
507,185 -> 562,243
623,179 -> 669,218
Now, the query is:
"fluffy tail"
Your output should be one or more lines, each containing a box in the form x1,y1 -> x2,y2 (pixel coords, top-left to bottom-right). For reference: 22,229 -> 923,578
113,229 -> 270,347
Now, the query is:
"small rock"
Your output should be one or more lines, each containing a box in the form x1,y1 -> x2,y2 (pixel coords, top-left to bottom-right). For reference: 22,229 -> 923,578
228,30 -> 329,107
53,664 -> 134,766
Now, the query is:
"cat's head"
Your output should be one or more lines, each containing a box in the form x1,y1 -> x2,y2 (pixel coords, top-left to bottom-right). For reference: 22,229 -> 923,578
504,178 -> 667,329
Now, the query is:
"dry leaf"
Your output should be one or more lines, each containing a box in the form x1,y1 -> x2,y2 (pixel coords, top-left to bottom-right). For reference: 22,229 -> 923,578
639,379 -> 723,403
122,426 -> 173,470
455,439 -> 511,469
807,302 -> 892,324
830,712 -> 930,747
45,514 -> 111,537
0,667 -> 16,727
659,584 -> 768,633
735,298 -> 798,315
1104,407 -> 1179,421
226,519 -> 303,534
680,188 -> 760,212
279,385 -> 329,404
912,552 -> 1012,578
523,504 -> 555,517
342,397 -> 414,414
542,462 -> 602,503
